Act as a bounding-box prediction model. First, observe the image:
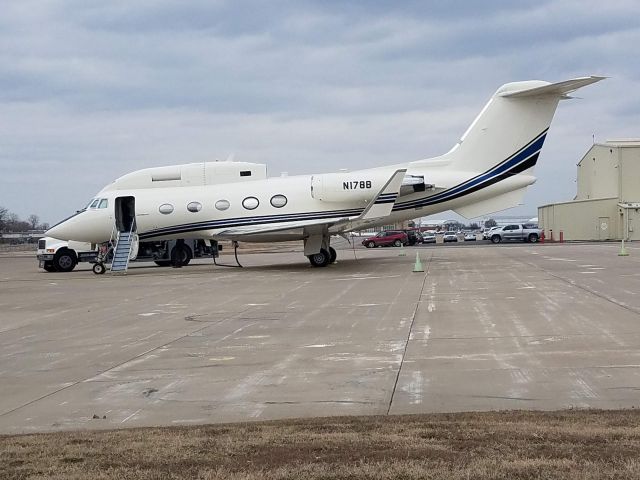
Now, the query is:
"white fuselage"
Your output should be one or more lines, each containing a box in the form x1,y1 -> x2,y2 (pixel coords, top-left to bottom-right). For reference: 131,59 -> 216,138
48,160 -> 535,244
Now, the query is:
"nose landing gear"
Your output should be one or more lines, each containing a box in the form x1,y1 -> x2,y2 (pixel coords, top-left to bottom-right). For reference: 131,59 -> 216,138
92,262 -> 106,275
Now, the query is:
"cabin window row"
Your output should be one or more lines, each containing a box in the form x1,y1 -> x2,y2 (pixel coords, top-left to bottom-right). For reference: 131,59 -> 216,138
158,195 -> 287,215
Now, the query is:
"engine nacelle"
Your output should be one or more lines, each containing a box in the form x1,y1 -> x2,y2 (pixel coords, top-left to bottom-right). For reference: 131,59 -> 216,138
310,171 -> 390,203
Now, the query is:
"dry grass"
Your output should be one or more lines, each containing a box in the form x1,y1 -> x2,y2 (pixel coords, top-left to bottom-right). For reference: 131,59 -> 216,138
3,410 -> 640,479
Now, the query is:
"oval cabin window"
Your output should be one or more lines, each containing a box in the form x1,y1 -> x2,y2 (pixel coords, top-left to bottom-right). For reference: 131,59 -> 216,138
187,201 -> 202,213
242,197 -> 259,210
215,200 -> 230,211
159,204 -> 174,214
270,194 -> 287,208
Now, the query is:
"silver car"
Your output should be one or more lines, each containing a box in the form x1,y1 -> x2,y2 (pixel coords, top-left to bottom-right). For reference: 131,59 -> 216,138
443,231 -> 458,242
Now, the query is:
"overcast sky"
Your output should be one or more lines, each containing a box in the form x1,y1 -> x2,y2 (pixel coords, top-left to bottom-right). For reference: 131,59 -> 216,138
1,0 -> 639,225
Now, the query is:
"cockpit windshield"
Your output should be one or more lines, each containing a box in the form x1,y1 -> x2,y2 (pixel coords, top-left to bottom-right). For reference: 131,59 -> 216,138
84,198 -> 110,210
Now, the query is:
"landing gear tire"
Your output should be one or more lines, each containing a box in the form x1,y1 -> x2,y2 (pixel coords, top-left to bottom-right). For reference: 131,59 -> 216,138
170,246 -> 192,267
53,249 -> 77,272
329,246 -> 337,264
92,263 -> 106,275
43,261 -> 56,273
308,248 -> 331,268
366,241 -> 376,248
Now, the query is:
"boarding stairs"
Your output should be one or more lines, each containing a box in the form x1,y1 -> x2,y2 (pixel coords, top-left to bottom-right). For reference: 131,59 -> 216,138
110,228 -> 134,274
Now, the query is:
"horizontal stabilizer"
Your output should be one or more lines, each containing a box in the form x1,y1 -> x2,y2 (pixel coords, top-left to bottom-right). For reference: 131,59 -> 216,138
453,187 -> 528,219
499,76 -> 605,98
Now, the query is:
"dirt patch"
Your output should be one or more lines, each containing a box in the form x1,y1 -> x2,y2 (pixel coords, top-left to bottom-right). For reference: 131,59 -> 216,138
3,410 -> 640,479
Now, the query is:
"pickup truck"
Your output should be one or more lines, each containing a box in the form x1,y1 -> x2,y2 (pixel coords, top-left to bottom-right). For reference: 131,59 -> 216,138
489,224 -> 542,244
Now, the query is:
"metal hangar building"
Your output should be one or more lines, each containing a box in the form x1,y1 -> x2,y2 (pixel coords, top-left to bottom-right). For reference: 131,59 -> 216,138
538,140 -> 640,241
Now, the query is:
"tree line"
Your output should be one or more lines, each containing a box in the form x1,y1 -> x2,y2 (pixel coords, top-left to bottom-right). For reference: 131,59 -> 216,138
0,206 -> 49,233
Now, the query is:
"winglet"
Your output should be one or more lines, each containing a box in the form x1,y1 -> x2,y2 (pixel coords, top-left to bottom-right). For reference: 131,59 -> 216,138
358,168 -> 406,220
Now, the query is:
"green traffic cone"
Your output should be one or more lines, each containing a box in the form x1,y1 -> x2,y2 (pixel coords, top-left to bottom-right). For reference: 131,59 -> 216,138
413,252 -> 424,272
619,239 -> 629,256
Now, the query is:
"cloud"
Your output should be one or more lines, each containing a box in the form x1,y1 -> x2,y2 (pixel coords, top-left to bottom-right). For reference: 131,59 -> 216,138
0,0 -> 639,223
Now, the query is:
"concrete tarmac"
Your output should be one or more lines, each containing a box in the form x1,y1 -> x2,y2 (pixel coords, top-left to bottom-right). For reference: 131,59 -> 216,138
1,241 -> 640,433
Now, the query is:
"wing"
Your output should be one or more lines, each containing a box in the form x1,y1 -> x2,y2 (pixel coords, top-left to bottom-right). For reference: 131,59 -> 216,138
213,169 -> 407,238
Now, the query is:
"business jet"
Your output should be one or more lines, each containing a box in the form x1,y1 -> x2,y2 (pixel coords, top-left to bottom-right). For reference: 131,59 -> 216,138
47,76 -> 603,268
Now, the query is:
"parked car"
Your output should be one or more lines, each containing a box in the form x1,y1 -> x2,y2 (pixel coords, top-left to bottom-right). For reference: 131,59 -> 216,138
443,231 -> 458,242
362,230 -> 408,248
403,229 -> 422,246
422,232 -> 436,244
489,224 -> 542,243
464,232 -> 477,241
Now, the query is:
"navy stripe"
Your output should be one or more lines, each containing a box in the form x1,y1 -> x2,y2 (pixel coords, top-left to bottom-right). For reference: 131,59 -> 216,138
393,129 -> 547,211
139,209 -> 363,239
143,207 -> 363,237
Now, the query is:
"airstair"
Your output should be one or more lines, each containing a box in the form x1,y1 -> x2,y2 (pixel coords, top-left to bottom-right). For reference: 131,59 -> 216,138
110,228 -> 134,274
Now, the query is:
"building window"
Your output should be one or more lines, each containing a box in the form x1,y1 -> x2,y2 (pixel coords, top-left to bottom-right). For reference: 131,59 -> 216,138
270,194 -> 287,208
159,204 -> 174,214
187,201 -> 202,213
215,200 -> 230,211
242,197 -> 259,210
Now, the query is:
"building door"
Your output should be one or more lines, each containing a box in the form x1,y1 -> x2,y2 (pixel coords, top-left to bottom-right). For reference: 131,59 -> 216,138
598,216 -> 610,241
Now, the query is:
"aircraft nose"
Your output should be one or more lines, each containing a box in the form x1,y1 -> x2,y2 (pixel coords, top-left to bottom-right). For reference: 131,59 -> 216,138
46,211 -> 109,243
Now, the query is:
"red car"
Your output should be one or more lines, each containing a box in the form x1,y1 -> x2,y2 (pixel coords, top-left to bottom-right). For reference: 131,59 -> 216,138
362,230 -> 408,248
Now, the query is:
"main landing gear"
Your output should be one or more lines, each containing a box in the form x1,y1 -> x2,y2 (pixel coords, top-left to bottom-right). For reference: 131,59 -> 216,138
304,229 -> 337,268
307,246 -> 337,268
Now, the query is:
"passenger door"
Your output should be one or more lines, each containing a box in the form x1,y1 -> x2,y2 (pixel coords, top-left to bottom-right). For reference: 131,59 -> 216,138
379,232 -> 391,246
502,225 -> 518,240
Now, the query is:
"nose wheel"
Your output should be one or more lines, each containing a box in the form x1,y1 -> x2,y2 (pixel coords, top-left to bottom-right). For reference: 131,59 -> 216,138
92,262 -> 106,275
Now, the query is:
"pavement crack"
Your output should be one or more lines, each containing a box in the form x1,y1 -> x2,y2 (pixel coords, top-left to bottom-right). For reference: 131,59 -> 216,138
0,317 -> 240,419
510,254 -> 640,317
386,251 -> 433,415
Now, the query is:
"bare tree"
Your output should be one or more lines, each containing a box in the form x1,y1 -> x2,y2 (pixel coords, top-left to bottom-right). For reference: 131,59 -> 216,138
27,214 -> 40,230
0,206 -> 8,231
5,213 -> 29,232
485,218 -> 498,228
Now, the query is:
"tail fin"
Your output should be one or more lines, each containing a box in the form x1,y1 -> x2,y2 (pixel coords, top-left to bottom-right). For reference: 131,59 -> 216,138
438,76 -> 604,174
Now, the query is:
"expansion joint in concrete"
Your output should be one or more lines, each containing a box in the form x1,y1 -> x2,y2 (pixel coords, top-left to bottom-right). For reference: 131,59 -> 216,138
386,252 -> 433,415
